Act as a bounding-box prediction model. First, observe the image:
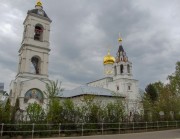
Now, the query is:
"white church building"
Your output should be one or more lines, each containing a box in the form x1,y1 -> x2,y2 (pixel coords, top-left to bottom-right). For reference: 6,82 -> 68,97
60,39 -> 141,113
9,1 -> 142,115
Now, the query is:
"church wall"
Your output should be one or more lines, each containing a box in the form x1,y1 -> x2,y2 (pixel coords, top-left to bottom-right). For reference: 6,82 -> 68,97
59,95 -> 124,107
87,78 -> 113,88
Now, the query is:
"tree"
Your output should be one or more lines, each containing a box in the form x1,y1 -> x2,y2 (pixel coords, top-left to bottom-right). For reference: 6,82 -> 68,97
104,99 -> 125,123
80,95 -> 104,123
145,83 -> 158,102
26,102 -> 45,123
0,99 -> 11,123
168,61 -> 180,95
45,80 -> 64,123
47,98 -> 63,123
61,99 -> 78,123
44,80 -> 64,100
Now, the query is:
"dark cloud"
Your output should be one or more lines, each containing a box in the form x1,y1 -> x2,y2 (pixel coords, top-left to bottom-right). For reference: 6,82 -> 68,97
0,0 -> 180,91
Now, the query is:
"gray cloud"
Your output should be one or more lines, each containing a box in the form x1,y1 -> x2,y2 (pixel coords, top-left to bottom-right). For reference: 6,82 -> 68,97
0,0 -> 180,91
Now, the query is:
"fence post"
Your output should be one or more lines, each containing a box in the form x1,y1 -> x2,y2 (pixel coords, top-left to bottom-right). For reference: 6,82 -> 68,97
132,122 -> 134,133
32,123 -> 35,139
81,123 -> 84,136
119,122 -> 120,134
59,123 -> 61,136
102,123 -> 104,135
167,121 -> 168,128
157,121 -> 159,130
146,122 -> 147,132
1,123 -> 4,137
176,121 -> 177,128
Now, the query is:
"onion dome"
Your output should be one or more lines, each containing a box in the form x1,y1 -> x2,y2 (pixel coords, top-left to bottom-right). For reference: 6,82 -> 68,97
103,50 -> 115,65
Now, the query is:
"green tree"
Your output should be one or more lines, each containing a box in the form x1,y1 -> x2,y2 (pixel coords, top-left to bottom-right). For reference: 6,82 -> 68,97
47,99 -> 63,123
45,80 -> 64,123
104,99 -> 125,123
80,95 -> 104,123
0,99 -> 11,123
26,102 -> 45,123
145,83 -> 158,102
61,99 -> 78,123
168,61 -> 180,95
44,80 -> 64,100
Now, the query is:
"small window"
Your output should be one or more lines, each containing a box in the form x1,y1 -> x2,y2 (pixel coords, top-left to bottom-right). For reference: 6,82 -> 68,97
128,86 -> 131,90
117,85 -> 119,91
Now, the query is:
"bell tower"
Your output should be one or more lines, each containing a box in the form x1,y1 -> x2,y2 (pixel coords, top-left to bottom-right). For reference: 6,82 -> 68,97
17,0 -> 52,79
10,1 -> 52,112
113,37 -> 132,80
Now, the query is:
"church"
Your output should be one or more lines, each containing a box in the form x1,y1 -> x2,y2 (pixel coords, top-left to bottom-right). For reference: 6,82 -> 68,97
9,1 -> 141,115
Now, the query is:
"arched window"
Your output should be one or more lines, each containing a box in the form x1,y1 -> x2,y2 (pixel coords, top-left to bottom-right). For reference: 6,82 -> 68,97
120,65 -> 124,74
31,56 -> 41,74
127,64 -> 130,73
114,66 -> 117,76
34,24 -> 43,41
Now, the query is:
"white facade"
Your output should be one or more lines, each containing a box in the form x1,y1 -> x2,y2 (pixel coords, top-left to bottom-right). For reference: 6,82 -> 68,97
9,4 -> 52,111
87,42 -> 141,113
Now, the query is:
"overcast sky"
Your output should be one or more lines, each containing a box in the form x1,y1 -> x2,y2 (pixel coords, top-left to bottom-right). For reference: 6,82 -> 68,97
0,0 -> 180,91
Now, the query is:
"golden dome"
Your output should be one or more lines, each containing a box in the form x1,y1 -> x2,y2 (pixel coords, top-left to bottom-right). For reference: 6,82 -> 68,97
103,50 -> 115,65
36,0 -> 42,7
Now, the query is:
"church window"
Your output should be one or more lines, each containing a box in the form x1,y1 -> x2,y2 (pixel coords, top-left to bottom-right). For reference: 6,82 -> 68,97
128,85 -> 131,90
114,66 -> 117,76
31,56 -> 41,74
34,24 -> 43,41
127,64 -> 130,73
120,65 -> 124,74
117,85 -> 119,91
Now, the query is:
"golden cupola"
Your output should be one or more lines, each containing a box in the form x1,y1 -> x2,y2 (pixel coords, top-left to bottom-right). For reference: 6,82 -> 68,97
36,0 -> 43,7
103,50 -> 115,65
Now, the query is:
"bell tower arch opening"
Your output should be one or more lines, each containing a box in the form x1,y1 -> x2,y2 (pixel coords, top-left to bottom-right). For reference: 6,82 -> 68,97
34,24 -> 44,41
120,64 -> 124,74
31,56 -> 41,74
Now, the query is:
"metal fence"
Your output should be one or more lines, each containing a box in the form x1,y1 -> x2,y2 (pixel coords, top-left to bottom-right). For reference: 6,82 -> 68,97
1,121 -> 180,138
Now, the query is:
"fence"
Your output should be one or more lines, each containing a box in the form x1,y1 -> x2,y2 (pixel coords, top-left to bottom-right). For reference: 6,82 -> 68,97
1,121 -> 180,138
